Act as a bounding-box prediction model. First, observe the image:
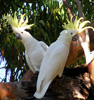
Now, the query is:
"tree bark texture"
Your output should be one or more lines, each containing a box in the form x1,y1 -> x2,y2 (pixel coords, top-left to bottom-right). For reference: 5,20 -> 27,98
0,23 -> 94,100
0,66 -> 94,100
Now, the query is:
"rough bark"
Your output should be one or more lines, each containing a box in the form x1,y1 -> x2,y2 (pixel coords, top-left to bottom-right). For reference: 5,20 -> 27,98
0,66 -> 94,100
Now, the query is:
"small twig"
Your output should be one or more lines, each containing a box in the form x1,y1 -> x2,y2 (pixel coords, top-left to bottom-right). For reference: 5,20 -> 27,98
0,66 -> 7,69
74,0 -> 84,18
62,0 -> 74,19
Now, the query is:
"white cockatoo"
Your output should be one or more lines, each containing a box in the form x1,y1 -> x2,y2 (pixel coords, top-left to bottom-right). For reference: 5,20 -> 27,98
6,12 -> 48,73
34,17 -> 94,99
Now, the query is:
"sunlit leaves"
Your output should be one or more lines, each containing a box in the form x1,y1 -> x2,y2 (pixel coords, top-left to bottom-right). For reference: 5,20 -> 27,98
62,16 -> 94,34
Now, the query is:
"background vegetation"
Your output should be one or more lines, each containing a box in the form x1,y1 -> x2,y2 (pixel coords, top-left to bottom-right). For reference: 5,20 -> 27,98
0,0 -> 94,82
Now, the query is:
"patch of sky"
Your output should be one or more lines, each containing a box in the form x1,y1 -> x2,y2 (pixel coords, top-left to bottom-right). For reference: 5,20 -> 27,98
0,58 -> 6,82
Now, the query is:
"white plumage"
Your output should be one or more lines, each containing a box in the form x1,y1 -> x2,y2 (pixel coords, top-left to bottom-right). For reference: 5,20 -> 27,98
34,29 -> 77,99
6,12 -> 48,73
12,27 -> 48,73
6,13 -> 94,98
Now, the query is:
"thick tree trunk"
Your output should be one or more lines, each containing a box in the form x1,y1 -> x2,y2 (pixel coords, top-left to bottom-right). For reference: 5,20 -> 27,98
0,66 -> 94,100
0,22 -> 94,100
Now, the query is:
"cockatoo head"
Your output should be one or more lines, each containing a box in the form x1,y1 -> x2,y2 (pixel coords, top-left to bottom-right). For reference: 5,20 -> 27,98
60,17 -> 94,44
59,29 -> 77,44
5,12 -> 34,42
62,16 -> 94,35
60,29 -> 77,37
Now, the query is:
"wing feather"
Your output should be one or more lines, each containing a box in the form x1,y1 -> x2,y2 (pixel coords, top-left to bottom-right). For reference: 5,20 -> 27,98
34,43 -> 69,98
25,50 -> 35,73
39,41 -> 48,51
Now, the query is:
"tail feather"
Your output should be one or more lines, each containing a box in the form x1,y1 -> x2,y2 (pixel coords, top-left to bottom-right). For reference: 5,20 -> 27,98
37,66 -> 47,91
37,73 -> 45,92
34,80 -> 51,99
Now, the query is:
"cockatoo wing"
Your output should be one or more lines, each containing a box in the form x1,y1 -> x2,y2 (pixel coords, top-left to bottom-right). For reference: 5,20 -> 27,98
34,42 -> 69,98
39,41 -> 48,51
25,50 -> 35,73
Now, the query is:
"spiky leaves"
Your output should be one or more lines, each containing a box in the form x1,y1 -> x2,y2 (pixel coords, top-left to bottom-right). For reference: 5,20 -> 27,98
62,17 -> 94,34
5,12 -> 34,30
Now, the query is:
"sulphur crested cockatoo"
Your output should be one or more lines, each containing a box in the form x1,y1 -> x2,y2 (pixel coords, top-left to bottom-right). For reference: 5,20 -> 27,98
34,17 -> 94,99
6,12 -> 48,73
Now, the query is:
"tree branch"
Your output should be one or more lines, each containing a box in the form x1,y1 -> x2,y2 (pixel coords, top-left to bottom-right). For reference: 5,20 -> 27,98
74,0 -> 84,18
62,0 -> 74,18
0,65 -> 93,100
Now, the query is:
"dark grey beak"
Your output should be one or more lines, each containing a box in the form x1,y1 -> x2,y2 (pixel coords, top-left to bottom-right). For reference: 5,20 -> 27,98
15,33 -> 22,39
72,34 -> 79,41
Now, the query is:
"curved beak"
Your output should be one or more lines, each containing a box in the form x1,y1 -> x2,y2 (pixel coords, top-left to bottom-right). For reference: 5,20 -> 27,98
15,33 -> 22,39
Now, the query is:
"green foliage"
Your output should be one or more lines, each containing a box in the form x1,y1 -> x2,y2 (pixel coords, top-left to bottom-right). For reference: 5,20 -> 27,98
70,56 -> 85,68
82,0 -> 94,20
0,0 -> 94,82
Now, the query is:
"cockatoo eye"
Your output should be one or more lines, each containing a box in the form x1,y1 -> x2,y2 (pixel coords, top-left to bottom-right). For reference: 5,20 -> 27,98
21,32 -> 23,34
71,33 -> 73,35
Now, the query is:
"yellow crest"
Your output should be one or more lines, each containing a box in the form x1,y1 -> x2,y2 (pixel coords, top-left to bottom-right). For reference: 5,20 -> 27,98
5,12 -> 34,29
62,17 -> 94,34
